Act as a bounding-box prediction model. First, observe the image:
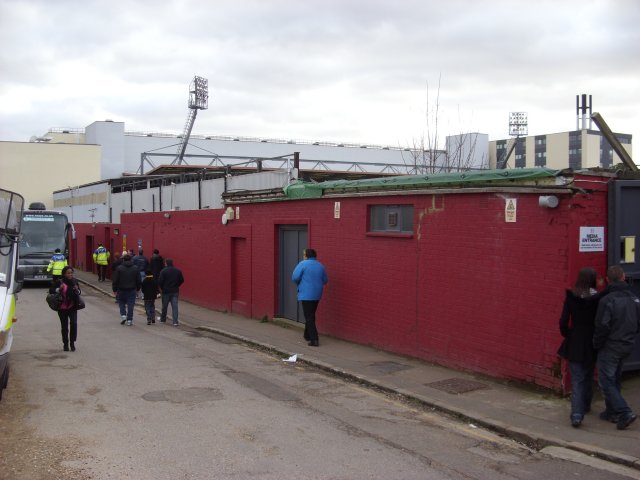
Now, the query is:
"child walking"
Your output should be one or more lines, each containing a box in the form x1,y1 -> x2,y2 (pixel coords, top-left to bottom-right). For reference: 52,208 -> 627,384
141,270 -> 158,325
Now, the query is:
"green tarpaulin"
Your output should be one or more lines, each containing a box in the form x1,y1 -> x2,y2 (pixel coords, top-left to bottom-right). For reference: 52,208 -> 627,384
284,168 -> 560,199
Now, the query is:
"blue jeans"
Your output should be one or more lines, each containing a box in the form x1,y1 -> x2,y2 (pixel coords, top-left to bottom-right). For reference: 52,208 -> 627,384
597,349 -> 632,417
118,289 -> 137,321
144,300 -> 156,321
161,293 -> 179,324
569,361 -> 594,419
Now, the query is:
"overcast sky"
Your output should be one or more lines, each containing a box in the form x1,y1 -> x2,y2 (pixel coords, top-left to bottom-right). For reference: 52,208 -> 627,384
1,0 -> 638,151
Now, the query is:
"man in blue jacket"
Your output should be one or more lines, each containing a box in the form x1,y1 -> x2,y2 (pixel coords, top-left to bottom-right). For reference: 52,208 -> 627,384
292,248 -> 328,347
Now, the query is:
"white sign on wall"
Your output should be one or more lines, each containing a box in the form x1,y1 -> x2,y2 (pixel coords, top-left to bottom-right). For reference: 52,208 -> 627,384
505,198 -> 517,223
579,226 -> 605,252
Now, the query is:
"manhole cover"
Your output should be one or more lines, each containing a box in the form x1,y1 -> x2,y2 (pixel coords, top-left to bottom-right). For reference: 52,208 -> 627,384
425,378 -> 489,394
368,361 -> 412,374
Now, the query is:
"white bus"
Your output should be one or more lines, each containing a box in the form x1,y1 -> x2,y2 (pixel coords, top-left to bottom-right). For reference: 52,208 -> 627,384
18,203 -> 74,282
0,188 -> 24,400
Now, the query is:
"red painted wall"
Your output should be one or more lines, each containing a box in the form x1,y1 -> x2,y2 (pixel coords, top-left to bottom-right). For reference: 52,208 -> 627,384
72,174 -> 609,390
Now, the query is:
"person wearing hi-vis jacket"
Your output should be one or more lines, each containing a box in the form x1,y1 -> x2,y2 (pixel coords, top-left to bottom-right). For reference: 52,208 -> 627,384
93,243 -> 110,282
47,248 -> 67,282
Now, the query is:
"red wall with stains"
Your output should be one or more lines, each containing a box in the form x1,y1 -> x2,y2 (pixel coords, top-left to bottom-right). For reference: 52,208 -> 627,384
72,174 -> 609,390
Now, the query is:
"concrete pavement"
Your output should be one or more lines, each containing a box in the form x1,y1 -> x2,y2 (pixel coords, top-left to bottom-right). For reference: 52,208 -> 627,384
77,270 -> 640,470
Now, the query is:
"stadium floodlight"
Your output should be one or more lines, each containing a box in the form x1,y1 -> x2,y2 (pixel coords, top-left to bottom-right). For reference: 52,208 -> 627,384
508,112 -> 528,137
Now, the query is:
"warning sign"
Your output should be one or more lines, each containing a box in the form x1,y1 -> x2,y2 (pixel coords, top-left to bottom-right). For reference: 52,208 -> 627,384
579,226 -> 605,252
505,198 -> 517,223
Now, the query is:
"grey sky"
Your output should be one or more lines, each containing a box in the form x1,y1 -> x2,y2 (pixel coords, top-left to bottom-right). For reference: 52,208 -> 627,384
1,0 -> 638,151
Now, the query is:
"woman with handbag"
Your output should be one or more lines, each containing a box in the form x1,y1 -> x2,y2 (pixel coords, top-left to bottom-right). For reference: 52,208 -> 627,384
558,267 -> 602,427
49,266 -> 83,352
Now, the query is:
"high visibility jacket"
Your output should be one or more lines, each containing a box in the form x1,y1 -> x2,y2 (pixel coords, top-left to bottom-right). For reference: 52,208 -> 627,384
93,246 -> 110,265
47,253 -> 68,276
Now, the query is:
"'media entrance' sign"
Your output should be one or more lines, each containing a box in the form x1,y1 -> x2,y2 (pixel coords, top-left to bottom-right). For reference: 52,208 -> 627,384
579,226 -> 605,252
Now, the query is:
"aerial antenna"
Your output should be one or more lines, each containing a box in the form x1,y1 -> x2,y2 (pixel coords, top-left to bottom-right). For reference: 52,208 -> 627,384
172,76 -> 209,165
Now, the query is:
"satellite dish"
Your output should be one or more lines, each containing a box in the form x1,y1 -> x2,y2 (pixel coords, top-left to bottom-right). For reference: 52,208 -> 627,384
221,212 -> 228,225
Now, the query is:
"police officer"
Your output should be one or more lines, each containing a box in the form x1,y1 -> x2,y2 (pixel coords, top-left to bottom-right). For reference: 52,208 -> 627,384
93,243 -> 110,282
47,248 -> 68,282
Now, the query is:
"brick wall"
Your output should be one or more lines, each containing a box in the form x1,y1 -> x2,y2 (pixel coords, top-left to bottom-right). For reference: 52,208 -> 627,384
72,175 -> 608,390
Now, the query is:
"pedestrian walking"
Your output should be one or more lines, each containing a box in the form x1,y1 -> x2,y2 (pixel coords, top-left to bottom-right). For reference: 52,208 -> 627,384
292,248 -> 328,347
557,267 -> 601,427
132,249 -> 150,284
157,258 -> 184,326
112,254 -> 141,326
93,243 -> 110,282
593,265 -> 640,430
46,248 -> 67,282
111,251 -> 123,272
49,266 -> 82,352
149,249 -> 164,280
141,270 -> 158,325
110,251 -> 124,303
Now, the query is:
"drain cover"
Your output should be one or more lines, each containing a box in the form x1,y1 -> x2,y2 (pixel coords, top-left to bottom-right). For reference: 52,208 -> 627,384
368,361 -> 412,374
426,378 -> 489,394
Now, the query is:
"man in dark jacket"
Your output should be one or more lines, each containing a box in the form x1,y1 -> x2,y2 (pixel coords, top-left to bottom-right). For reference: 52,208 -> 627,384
132,249 -> 150,284
112,254 -> 142,326
149,249 -> 164,280
594,265 -> 640,430
158,258 -> 184,326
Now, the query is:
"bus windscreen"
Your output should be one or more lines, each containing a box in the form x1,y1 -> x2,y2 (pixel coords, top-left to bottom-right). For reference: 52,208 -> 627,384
20,213 -> 67,256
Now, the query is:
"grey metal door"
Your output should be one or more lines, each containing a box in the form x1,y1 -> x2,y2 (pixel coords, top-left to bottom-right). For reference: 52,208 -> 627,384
608,180 -> 640,370
278,225 -> 307,322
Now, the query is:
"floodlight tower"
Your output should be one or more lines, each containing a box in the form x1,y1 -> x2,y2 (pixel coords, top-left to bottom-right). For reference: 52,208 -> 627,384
497,112 -> 528,169
173,76 -> 209,165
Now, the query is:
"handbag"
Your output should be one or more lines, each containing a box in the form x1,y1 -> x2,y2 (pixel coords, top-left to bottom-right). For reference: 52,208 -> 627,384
46,292 -> 63,311
76,294 -> 86,310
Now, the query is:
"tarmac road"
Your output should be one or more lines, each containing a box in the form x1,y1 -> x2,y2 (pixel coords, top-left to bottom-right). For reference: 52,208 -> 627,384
1,286 -> 638,479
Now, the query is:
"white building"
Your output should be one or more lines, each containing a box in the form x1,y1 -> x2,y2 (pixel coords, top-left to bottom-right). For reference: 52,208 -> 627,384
42,120 -> 488,179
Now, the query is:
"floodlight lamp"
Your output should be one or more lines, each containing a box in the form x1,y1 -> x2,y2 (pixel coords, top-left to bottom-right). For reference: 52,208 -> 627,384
189,75 -> 209,110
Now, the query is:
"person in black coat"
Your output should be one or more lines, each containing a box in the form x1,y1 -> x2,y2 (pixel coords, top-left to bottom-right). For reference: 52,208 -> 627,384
141,270 -> 159,325
593,265 -> 640,430
558,267 -> 601,427
157,258 -> 184,326
149,249 -> 164,280
112,254 -> 141,326
49,266 -> 82,352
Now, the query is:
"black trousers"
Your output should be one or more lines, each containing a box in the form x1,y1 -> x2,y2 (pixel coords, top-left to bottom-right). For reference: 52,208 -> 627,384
96,264 -> 107,281
58,309 -> 78,346
301,300 -> 319,342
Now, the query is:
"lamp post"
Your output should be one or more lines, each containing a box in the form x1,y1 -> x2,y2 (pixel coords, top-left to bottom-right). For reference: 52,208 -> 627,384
67,185 -> 75,223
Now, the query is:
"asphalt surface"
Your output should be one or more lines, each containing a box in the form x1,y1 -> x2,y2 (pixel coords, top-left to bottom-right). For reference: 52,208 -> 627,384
76,270 -> 640,470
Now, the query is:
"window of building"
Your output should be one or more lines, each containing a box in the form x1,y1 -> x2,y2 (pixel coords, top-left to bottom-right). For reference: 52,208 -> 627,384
369,205 -> 414,235
569,131 -> 582,169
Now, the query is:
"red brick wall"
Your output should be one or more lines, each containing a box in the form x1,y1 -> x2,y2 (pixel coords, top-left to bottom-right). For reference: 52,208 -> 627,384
72,176 -> 608,390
